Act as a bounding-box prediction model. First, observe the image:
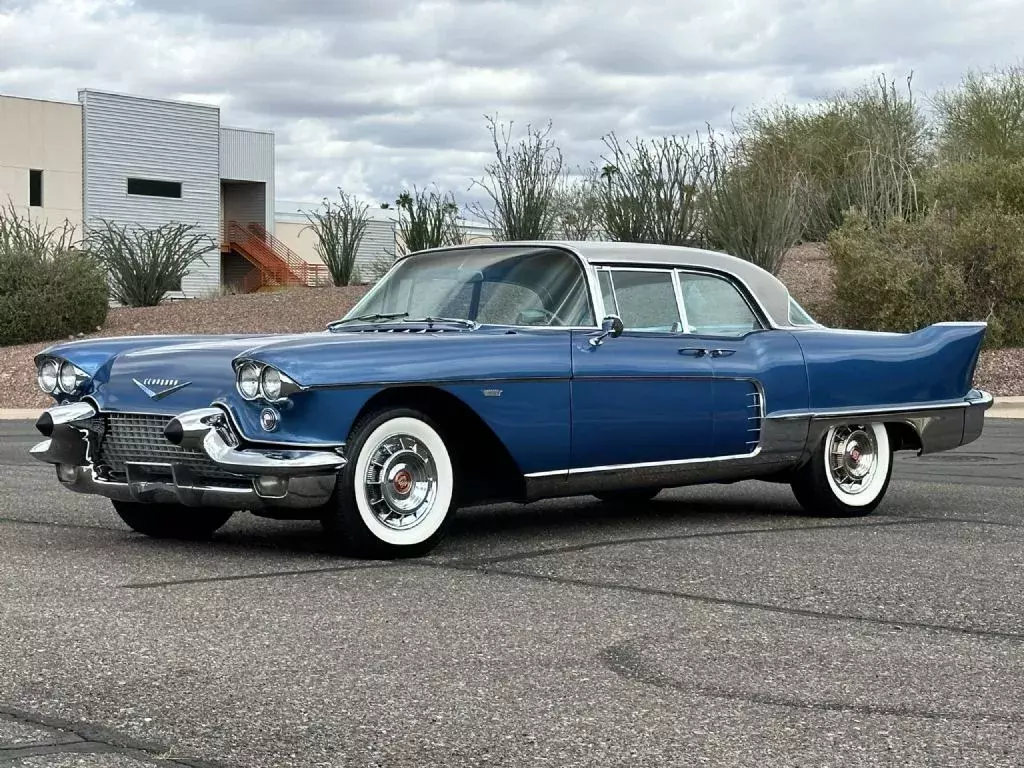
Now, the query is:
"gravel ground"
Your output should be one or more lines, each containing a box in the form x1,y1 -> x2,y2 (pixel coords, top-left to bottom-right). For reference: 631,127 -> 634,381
1,246 -> 1022,408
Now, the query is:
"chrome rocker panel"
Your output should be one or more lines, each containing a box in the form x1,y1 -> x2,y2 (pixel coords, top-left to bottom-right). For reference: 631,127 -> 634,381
30,403 -> 346,511
524,389 -> 994,500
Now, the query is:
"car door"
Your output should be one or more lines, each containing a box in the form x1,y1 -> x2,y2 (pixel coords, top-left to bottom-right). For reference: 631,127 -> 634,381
569,266 -> 715,469
675,270 -> 807,457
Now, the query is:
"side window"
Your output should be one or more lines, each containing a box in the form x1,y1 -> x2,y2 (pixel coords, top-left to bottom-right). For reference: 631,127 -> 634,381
605,269 -> 681,332
679,273 -> 761,336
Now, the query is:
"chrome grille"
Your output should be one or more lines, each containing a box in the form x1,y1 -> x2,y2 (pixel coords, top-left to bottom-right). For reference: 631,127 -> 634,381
95,413 -> 241,482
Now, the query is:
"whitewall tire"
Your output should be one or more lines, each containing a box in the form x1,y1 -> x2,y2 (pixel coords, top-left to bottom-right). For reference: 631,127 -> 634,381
790,422 -> 894,516
324,408 -> 458,558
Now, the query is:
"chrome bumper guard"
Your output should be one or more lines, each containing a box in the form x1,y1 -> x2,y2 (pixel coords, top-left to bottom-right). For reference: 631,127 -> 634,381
30,403 -> 346,510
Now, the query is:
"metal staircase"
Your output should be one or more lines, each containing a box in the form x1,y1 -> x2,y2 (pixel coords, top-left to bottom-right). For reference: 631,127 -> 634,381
226,221 -> 331,293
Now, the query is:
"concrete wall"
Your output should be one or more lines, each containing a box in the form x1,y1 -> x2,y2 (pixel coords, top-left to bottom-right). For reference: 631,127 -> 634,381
0,94 -> 83,232
275,201 -> 399,282
79,89 -> 221,298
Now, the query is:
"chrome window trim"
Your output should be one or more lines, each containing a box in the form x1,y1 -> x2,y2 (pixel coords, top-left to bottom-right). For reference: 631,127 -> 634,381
592,265 -> 684,333
343,243 -> 604,331
674,268 -> 766,335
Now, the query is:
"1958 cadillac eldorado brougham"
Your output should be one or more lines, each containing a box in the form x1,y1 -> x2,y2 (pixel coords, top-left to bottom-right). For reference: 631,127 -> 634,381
29,241 -> 992,557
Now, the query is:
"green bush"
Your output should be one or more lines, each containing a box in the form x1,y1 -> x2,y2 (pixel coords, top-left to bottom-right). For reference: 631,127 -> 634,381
703,136 -> 807,275
737,74 -> 929,239
922,157 -> 1024,217
828,206 -> 1024,346
0,206 -> 109,347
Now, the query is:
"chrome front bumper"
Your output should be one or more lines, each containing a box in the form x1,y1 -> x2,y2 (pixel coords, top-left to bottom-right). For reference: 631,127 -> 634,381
30,403 -> 346,510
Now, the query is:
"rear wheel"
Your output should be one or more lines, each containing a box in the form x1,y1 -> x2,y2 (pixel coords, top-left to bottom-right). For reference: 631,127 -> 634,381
593,487 -> 662,504
112,500 -> 235,539
790,422 -> 893,516
323,408 -> 458,559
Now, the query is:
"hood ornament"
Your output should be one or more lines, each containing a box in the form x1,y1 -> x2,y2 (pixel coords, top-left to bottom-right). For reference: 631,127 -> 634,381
133,377 -> 192,400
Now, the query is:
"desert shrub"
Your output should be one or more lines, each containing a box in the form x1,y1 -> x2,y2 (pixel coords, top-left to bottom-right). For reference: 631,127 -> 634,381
828,206 -> 1024,346
703,134 -> 807,275
596,132 -> 711,246
738,74 -> 929,239
86,219 -> 214,306
303,189 -> 370,286
0,204 -> 109,346
469,115 -> 565,241
932,64 -> 1024,162
922,156 -> 1024,217
393,186 -> 463,256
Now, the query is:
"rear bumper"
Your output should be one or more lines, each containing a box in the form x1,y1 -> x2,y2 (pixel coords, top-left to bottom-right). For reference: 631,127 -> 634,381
961,388 -> 993,447
30,403 -> 346,510
782,388 -> 995,459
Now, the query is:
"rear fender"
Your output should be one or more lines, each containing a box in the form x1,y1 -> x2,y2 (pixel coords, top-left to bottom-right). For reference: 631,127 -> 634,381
791,322 -> 987,411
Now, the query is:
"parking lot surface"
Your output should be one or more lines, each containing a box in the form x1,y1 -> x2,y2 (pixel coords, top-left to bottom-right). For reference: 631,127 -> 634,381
1,418 -> 1023,767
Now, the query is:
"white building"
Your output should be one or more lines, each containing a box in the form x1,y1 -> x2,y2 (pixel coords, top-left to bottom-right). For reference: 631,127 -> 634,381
0,88 -> 400,297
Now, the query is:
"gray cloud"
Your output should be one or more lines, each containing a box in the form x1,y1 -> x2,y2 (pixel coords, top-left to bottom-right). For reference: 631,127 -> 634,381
1,0 -> 1022,211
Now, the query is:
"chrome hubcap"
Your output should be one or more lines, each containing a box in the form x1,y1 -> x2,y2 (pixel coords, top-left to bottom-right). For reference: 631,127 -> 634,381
827,426 -> 878,494
363,434 -> 438,530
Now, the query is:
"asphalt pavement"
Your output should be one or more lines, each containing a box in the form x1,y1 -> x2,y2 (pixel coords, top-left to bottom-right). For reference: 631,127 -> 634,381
1,418 -> 1023,767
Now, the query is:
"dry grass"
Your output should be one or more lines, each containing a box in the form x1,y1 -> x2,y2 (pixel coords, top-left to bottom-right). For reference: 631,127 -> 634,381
2,250 -> 1023,409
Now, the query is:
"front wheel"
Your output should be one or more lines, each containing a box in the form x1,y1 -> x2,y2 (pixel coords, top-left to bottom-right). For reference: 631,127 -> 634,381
323,408 -> 458,559
112,500 -> 235,539
790,422 -> 893,516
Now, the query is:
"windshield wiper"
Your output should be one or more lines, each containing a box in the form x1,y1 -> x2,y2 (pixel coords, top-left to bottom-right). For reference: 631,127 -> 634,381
327,312 -> 409,329
408,316 -> 479,329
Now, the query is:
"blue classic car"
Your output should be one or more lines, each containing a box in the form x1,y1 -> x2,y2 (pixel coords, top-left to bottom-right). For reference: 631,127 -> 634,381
30,241 -> 992,557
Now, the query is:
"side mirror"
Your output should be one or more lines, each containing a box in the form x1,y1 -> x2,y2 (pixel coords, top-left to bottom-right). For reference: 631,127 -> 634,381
589,315 -> 624,347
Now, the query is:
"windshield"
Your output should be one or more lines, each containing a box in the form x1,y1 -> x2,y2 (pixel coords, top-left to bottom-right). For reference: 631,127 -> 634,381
341,245 -> 596,327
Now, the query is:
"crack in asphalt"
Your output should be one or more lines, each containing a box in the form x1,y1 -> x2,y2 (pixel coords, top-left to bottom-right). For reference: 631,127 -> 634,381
599,640 -> 1024,725
115,517 -> 917,589
0,708 -> 232,766
412,526 -> 1024,643
122,561 -> 392,589
449,516 -> 926,567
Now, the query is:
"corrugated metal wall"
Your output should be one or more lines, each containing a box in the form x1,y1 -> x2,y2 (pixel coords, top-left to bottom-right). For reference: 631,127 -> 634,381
222,182 -> 267,240
79,89 -> 221,298
354,219 -> 397,282
220,127 -> 274,235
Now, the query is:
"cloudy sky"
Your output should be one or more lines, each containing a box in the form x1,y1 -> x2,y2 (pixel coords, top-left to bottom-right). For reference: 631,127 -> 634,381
0,0 -> 1020,211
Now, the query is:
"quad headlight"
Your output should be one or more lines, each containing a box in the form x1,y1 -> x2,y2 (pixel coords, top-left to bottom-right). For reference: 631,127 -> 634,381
36,357 -> 89,395
234,359 -> 300,403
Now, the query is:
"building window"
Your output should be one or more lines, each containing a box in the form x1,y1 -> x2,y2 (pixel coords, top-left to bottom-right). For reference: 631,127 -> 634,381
29,170 -> 43,207
127,178 -> 182,198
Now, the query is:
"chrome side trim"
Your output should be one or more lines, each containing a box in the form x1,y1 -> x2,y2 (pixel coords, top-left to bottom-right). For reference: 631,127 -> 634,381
522,391 -> 992,499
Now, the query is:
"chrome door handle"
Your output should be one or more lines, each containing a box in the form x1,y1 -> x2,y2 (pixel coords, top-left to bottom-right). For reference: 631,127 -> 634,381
709,349 -> 735,357
678,347 -> 706,357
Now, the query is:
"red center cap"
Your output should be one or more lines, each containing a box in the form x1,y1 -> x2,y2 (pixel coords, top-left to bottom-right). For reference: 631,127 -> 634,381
850,448 -> 861,462
393,470 -> 412,494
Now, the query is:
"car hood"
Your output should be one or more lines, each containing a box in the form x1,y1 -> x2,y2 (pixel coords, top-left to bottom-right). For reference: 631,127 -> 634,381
86,333 -> 324,414
61,323 -> 566,415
